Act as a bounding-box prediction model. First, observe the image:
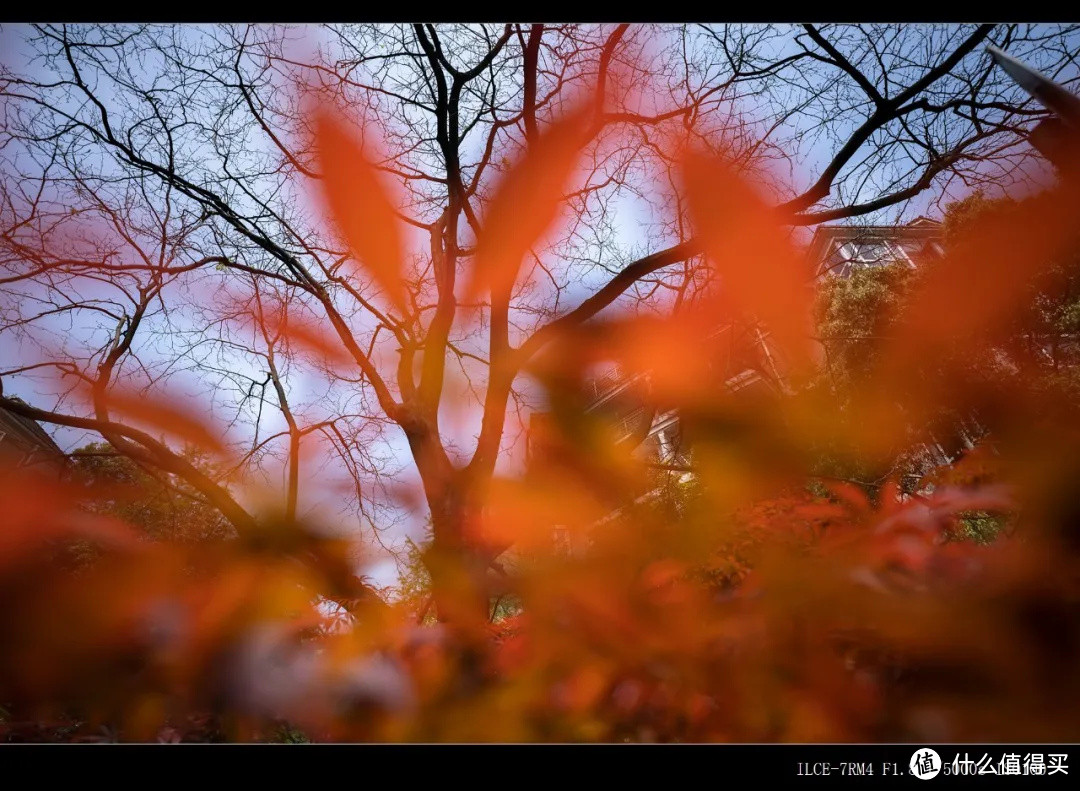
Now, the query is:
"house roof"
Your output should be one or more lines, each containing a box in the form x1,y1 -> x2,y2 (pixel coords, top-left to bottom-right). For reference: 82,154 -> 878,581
0,399 -> 67,468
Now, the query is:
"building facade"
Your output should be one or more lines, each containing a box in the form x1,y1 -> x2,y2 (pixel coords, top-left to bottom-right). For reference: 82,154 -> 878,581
807,216 -> 944,279
0,399 -> 68,473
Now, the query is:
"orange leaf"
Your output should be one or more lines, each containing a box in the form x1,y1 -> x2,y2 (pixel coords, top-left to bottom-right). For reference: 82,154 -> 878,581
313,107 -> 407,313
468,106 -> 589,299
90,384 -> 227,454
823,481 -> 872,517
682,150 -> 813,369
886,184 -> 1080,369
258,306 -> 354,368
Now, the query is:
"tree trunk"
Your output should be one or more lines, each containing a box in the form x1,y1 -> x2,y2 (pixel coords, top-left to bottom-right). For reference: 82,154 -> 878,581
424,479 -> 491,632
404,419 -> 492,633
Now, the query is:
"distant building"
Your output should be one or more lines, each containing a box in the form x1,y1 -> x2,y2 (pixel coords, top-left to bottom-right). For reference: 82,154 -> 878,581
528,217 -> 954,513
0,399 -> 68,473
807,216 -> 944,279
583,221 -> 948,459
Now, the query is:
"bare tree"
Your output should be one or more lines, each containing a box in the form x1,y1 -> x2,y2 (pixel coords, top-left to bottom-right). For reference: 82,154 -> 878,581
2,23 -> 1077,625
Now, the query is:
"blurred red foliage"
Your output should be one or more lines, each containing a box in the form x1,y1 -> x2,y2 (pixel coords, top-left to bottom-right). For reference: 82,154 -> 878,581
3,104 -> 1080,745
